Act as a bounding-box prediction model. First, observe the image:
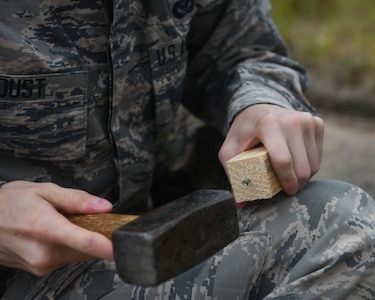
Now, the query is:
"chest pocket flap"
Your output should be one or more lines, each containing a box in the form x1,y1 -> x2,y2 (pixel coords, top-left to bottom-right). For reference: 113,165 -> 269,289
0,71 -> 88,161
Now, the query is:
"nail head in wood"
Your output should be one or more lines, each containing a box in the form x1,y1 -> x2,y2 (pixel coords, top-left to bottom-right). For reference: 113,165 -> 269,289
226,145 -> 282,203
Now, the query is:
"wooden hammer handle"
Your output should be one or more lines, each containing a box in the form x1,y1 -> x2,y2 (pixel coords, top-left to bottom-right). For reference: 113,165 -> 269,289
66,213 -> 138,240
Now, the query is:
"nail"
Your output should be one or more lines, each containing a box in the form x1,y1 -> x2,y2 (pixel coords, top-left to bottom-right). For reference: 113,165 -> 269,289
242,178 -> 251,186
92,197 -> 113,210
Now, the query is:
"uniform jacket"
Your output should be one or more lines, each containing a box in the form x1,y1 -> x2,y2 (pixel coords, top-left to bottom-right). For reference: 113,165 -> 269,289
0,0 -> 316,212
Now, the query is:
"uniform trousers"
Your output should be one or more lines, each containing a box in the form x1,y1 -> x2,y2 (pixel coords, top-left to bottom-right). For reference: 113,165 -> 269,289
3,180 -> 375,299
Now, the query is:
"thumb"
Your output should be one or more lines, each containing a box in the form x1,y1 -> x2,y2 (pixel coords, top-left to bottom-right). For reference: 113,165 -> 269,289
39,183 -> 113,214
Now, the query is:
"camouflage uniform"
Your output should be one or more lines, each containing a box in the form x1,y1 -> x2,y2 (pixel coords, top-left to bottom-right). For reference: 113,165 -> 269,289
1,0 -> 375,299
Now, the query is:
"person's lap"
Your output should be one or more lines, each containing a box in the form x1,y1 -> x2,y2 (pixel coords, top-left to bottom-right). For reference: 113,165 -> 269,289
3,180 -> 375,299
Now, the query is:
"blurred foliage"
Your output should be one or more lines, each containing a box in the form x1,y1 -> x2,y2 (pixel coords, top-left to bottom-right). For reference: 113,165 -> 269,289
270,0 -> 375,89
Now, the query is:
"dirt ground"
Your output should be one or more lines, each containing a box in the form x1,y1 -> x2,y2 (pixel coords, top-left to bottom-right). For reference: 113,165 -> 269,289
314,111 -> 375,198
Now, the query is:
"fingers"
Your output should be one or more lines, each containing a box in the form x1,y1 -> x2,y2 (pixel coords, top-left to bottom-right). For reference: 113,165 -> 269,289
301,115 -> 324,176
220,105 -> 325,196
9,208 -> 114,276
0,181 -> 113,215
264,130 -> 299,195
265,112 -> 324,194
38,184 -> 115,259
32,211 -> 114,260
25,189 -> 115,260
218,108 -> 260,169
38,182 -> 113,214
8,232 -> 113,276
314,116 -> 325,162
0,181 -> 115,276
12,198 -> 115,262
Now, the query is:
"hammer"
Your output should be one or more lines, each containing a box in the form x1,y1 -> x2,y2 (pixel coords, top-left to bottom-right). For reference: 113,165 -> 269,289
67,189 -> 239,286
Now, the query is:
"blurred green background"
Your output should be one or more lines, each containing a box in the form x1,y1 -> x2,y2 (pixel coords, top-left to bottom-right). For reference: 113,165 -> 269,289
270,0 -> 375,115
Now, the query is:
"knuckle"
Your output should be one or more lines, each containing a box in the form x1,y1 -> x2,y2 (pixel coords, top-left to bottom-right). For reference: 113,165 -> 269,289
295,164 -> 312,185
314,117 -> 325,135
310,161 -> 321,176
290,113 -> 304,128
69,188 -> 92,205
35,182 -> 59,195
78,236 -> 96,255
218,149 -> 225,164
218,147 -> 229,164
40,182 -> 59,189
314,115 -> 324,127
24,214 -> 57,243
257,113 -> 279,129
32,268 -> 55,277
298,169 -> 311,183
26,248 -> 58,275
282,177 -> 299,195
274,155 -> 293,169
290,112 -> 314,130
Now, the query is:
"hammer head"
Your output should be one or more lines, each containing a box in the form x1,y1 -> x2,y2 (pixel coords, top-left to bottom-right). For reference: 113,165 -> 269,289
112,189 -> 239,286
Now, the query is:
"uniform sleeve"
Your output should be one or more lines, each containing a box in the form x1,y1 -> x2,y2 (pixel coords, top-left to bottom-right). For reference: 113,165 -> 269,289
182,0 -> 317,134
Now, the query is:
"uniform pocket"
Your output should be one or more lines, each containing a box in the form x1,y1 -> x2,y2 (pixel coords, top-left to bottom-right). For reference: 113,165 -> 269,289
0,71 -> 88,161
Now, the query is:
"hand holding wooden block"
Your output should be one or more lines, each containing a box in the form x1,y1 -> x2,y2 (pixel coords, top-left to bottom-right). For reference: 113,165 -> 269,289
226,145 -> 282,203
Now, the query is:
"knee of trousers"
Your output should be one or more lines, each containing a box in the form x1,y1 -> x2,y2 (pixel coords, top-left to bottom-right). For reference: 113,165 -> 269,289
236,180 -> 375,287
298,179 -> 375,221
237,179 -> 375,239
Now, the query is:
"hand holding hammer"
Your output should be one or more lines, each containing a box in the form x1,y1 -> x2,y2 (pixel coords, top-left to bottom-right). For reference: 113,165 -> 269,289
67,190 -> 239,286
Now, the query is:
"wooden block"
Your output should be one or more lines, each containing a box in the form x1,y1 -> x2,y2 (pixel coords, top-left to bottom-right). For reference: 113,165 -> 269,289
226,145 -> 282,203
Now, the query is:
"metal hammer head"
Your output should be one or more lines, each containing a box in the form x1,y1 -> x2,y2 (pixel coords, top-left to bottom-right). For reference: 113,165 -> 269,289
112,189 -> 239,286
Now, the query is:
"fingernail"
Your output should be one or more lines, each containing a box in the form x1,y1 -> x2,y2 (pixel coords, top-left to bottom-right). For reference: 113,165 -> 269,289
92,197 -> 113,210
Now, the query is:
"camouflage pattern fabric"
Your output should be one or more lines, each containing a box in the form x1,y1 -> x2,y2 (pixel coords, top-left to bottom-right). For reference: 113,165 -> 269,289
3,180 -> 375,299
0,0 -> 315,213
2,0 -> 375,299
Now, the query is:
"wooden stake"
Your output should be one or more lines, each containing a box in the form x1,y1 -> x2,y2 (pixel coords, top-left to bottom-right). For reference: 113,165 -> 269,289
226,145 -> 282,203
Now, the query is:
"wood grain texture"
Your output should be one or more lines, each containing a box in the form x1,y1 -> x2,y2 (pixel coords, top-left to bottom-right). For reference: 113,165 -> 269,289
66,213 -> 138,240
226,145 -> 282,203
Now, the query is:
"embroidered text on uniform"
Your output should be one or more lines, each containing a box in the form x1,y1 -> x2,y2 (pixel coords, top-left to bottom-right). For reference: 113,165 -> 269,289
0,78 -> 47,99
